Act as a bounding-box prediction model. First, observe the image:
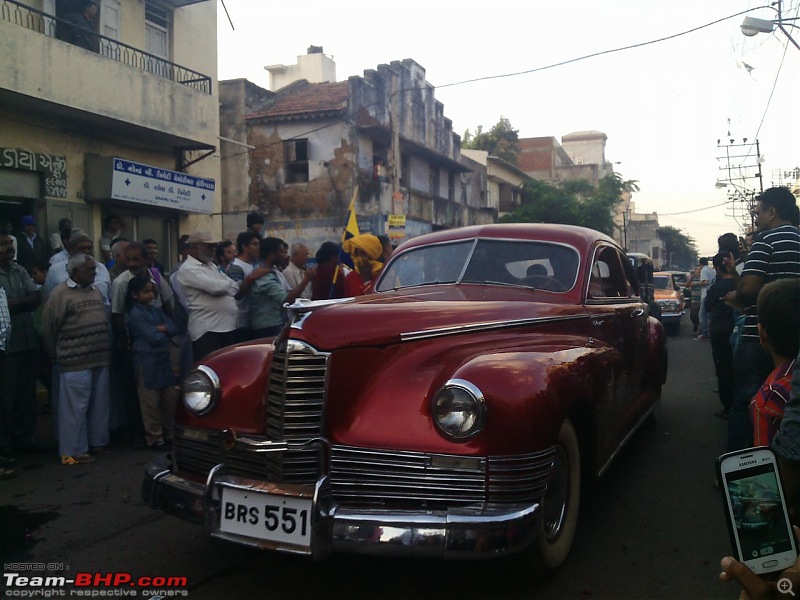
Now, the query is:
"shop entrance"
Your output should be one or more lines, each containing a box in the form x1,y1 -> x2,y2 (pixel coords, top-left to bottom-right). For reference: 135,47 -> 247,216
100,205 -> 178,272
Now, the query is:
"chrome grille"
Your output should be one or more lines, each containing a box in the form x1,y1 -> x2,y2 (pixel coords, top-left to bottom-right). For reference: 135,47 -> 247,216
329,445 -> 556,508
487,448 -> 555,503
330,445 -> 487,506
174,429 -> 272,481
173,340 -> 328,484
264,340 -> 328,483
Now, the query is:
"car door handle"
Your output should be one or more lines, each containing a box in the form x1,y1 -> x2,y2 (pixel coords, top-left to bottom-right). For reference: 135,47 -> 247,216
631,308 -> 645,318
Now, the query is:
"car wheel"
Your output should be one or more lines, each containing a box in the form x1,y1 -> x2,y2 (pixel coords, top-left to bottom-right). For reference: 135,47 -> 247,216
527,419 -> 581,578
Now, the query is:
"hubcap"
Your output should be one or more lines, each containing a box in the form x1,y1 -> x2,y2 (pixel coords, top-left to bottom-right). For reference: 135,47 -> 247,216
543,444 -> 570,541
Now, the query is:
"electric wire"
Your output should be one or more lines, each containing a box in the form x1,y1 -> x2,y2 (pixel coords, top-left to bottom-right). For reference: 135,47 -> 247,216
435,6 -> 769,89
738,0 -> 799,166
659,201 -> 732,216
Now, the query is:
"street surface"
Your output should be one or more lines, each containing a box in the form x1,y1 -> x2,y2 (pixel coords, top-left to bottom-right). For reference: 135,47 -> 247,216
1,316 -> 738,599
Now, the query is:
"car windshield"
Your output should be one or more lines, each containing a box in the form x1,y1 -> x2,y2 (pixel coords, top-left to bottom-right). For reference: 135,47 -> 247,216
653,276 -> 672,290
376,238 -> 580,292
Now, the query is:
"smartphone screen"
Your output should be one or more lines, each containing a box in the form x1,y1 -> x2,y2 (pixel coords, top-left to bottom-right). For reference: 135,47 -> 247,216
723,459 -> 795,569
719,448 -> 798,574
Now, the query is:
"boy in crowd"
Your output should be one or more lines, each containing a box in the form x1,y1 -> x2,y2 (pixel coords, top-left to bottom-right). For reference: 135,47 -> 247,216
749,278 -> 800,446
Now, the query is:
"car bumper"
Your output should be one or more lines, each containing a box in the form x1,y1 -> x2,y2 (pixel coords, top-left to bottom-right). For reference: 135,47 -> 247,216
142,457 -> 541,560
659,311 -> 683,322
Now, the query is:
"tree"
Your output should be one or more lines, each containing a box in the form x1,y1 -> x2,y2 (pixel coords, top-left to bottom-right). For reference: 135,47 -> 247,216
657,226 -> 697,269
463,116 -> 520,165
500,173 -> 636,238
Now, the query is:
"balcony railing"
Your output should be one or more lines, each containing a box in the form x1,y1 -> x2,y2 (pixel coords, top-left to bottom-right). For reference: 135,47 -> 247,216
1,0 -> 211,94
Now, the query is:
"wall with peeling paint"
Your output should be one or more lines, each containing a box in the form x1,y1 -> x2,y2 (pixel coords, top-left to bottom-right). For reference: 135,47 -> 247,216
219,58 -> 496,252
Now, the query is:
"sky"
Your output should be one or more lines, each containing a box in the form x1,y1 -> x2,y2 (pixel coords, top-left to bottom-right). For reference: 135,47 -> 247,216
215,0 -> 799,257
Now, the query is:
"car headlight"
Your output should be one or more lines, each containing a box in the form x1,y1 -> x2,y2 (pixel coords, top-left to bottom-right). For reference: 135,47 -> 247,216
431,379 -> 486,441
182,365 -> 220,415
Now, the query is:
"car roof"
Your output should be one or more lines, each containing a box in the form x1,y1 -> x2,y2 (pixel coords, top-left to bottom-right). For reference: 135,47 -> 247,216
395,223 -> 619,255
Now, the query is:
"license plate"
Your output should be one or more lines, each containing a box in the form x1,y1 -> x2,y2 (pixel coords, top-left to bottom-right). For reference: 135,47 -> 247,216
219,486 -> 312,548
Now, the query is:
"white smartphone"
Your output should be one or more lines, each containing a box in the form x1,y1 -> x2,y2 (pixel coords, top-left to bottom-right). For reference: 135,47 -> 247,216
718,447 -> 798,574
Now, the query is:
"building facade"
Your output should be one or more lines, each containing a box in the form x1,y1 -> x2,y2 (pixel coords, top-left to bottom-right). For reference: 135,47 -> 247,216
219,55 -> 495,249
1,0 -> 220,268
460,149 -> 529,219
516,131 -> 615,187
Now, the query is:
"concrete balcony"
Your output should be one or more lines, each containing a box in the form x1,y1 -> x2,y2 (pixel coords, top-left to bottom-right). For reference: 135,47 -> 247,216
0,0 -> 217,152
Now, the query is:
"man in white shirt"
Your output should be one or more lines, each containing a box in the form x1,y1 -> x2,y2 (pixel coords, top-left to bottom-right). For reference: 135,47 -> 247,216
177,230 -> 240,361
283,243 -> 312,300
698,256 -> 716,339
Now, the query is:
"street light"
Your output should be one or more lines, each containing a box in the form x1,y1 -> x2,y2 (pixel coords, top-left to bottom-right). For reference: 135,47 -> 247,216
740,1 -> 800,51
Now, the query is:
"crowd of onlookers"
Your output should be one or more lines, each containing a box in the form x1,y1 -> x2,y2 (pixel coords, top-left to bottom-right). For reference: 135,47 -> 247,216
0,209 -> 393,475
683,188 -> 800,595
683,187 -> 800,462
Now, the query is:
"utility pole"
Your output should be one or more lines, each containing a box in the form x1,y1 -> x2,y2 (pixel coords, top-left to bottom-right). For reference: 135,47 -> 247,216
716,137 -> 764,233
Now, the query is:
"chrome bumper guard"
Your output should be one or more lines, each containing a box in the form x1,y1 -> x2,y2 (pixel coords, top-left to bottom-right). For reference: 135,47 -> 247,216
142,458 -> 541,560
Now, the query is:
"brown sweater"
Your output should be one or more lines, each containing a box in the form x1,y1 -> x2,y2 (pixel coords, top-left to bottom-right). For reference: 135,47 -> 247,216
42,281 -> 110,372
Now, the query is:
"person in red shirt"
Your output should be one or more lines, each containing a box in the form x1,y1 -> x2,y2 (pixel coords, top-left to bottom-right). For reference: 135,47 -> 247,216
749,278 -> 800,446
342,234 -> 385,297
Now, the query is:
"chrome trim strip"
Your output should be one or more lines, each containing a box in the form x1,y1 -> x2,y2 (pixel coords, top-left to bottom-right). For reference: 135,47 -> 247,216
400,313 -> 589,341
597,398 -> 660,478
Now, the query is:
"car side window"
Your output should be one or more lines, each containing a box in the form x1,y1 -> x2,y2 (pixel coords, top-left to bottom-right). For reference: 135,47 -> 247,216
589,247 -> 628,299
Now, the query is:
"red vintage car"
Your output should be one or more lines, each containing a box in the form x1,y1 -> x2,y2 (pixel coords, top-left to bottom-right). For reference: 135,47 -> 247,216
142,223 -> 667,576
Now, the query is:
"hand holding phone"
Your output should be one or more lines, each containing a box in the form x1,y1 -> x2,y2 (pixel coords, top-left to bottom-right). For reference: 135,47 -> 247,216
718,448 -> 798,575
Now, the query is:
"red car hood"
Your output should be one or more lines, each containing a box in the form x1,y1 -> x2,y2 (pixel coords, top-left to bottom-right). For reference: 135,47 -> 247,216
291,284 -> 585,350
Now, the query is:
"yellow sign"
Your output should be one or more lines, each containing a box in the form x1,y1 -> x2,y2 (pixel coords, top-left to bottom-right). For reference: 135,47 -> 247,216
387,214 -> 406,240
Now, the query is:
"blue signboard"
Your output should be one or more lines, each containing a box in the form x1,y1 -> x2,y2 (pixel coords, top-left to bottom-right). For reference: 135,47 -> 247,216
110,158 -> 215,214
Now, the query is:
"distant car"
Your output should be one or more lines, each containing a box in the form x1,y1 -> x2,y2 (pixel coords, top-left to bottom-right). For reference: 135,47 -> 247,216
653,272 -> 684,335
668,271 -> 690,309
142,224 -> 668,578
627,253 -> 661,321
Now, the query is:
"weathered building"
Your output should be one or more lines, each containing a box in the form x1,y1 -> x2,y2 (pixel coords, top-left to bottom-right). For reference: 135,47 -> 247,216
1,0 -> 220,266
219,54 -> 495,248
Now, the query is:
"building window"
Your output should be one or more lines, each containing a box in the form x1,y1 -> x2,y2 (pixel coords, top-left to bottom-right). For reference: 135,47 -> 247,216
284,139 -> 310,184
448,172 -> 455,201
652,247 -> 660,260
429,164 -> 440,198
145,2 -> 171,76
400,155 -> 409,189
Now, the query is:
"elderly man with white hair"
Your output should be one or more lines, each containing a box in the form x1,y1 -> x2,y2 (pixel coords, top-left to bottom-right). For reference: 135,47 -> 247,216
282,242 -> 313,300
42,254 -> 111,465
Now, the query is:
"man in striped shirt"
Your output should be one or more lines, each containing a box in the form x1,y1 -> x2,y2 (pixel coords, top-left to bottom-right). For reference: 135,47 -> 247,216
724,187 -> 800,451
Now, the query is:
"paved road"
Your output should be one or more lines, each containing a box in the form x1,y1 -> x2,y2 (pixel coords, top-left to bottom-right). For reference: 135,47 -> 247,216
1,316 -> 739,599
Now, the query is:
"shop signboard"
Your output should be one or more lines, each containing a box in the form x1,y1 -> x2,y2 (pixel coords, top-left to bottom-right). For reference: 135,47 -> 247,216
109,158 -> 214,214
387,214 -> 406,240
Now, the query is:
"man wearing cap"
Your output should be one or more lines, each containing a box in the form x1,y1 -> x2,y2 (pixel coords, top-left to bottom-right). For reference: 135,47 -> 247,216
16,216 -> 48,276
42,254 -> 110,464
0,227 -> 42,463
176,230 -> 240,361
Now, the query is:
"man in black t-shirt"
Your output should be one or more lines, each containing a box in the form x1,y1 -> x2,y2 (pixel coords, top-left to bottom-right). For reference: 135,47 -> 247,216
724,187 -> 800,451
706,253 -> 738,418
